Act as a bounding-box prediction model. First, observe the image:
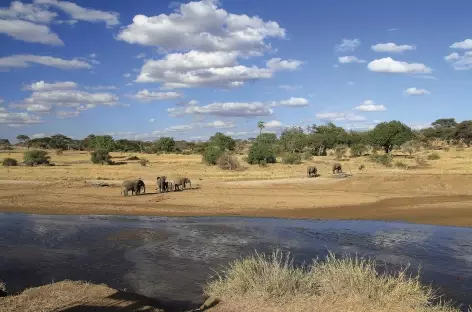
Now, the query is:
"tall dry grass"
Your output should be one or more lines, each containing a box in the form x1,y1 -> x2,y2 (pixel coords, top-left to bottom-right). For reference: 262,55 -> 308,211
205,250 -> 466,312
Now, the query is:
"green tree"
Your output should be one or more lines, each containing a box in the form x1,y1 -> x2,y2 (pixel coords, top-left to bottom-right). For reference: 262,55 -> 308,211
257,121 -> 265,134
455,121 -> 472,146
255,133 -> 277,145
369,121 -> 413,153
279,126 -> 306,153
306,123 -> 348,156
432,118 -> 457,128
247,142 -> 276,165
0,139 -> 11,150
49,134 -> 73,150
93,135 -> 115,151
203,146 -> 224,165
91,149 -> 112,164
23,150 -> 50,166
209,132 -> 236,151
155,137 -> 176,153
28,137 -> 51,149
16,135 -> 30,146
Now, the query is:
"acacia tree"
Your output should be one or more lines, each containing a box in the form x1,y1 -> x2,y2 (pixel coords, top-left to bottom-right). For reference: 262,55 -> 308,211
369,121 -> 413,153
209,132 -> 235,151
155,137 -> 176,153
279,126 -> 306,153
455,121 -> 472,146
257,121 -> 265,134
16,135 -> 30,146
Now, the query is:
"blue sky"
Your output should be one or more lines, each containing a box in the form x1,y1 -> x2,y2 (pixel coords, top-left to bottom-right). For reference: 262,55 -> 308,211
1,0 -> 471,142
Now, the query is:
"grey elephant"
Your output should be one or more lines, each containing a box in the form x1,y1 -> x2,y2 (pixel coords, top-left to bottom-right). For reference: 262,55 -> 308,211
307,166 -> 317,177
332,163 -> 342,174
168,177 -> 191,191
156,176 -> 167,193
121,179 -> 146,196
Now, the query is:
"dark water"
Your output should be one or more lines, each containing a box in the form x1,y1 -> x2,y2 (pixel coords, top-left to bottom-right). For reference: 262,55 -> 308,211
1,213 -> 472,310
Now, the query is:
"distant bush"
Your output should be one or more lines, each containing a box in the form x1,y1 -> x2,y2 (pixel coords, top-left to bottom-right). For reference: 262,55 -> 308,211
91,149 -> 112,165
302,151 -> 313,161
415,156 -> 428,167
358,164 -> 365,171
139,158 -> 149,166
2,158 -> 18,167
55,149 -> 64,156
216,153 -> 242,170
334,145 -> 348,160
182,151 -> 192,155
203,145 -> 224,165
23,150 -> 50,166
394,161 -> 409,169
427,152 -> 440,160
350,144 -> 367,157
369,154 -> 393,167
282,153 -> 302,165
401,140 -> 421,157
247,142 -> 276,165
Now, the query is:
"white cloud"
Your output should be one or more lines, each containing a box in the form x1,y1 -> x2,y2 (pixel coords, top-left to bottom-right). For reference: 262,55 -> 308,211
445,51 -> 472,71
0,109 -> 43,126
123,73 -> 131,78
279,85 -> 302,91
404,87 -> 430,96
264,120 -> 286,129
371,42 -> 416,53
131,89 -> 184,102
316,112 -> 366,122
25,103 -> 52,112
278,97 -> 309,107
24,81 -> 77,91
31,133 -> 46,139
116,0 -> 285,54
85,85 -> 117,90
148,118 -> 156,123
76,104 -> 96,111
266,58 -> 302,71
335,39 -> 360,52
168,101 -> 273,117
367,57 -> 432,74
224,131 -> 249,137
137,50 -> 273,88
176,100 -> 199,106
0,19 -> 63,45
450,39 -> 472,49
0,1 -> 57,23
0,54 -> 91,70
34,0 -> 120,27
203,120 -> 235,129
348,81 -> 355,86
135,53 -> 146,59
355,100 -> 387,111
56,110 -> 80,119
338,56 -> 366,64
54,19 -> 77,25
89,53 -> 97,58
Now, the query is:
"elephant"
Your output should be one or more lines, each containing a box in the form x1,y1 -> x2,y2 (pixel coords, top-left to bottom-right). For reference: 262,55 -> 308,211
156,176 -> 167,193
307,166 -> 317,177
121,179 -> 145,196
168,177 -> 191,191
332,163 -> 342,174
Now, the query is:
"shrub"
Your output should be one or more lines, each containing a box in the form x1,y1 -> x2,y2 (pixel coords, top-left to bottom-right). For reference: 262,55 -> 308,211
55,149 -> 64,156
90,149 -> 112,165
302,151 -> 313,161
247,142 -> 277,165
2,157 -> 18,167
350,144 -> 367,157
394,160 -> 409,169
427,152 -> 440,160
358,164 -> 365,171
369,153 -> 393,167
415,156 -> 428,167
23,150 -> 50,166
139,158 -> 149,166
216,153 -> 242,170
203,145 -> 224,165
401,140 -> 421,157
334,145 -> 347,160
282,153 -> 302,165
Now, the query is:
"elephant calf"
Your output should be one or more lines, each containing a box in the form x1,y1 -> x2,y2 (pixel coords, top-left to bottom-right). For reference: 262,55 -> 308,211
121,179 -> 146,196
307,166 -> 317,177
332,163 -> 342,174
168,177 -> 191,192
156,176 -> 167,193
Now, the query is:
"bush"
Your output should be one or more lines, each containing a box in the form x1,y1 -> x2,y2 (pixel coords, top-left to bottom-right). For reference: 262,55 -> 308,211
23,150 -> 50,166
55,149 -> 64,156
334,145 -> 347,160
394,160 -> 409,169
90,149 -> 112,165
203,145 -> 224,165
216,153 -> 242,170
427,152 -> 440,160
247,142 -> 277,165
2,157 -> 18,167
282,153 -> 302,165
369,153 -> 393,167
401,140 -> 421,157
139,158 -> 149,166
350,144 -> 367,157
358,164 -> 365,171
302,151 -> 313,161
415,156 -> 428,167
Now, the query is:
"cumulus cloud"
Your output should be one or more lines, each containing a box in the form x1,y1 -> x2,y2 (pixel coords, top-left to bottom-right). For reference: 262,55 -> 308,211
224,131 -> 250,137
264,120 -> 286,129
367,57 -> 432,74
355,100 -> 387,111
371,42 -> 416,53
404,87 -> 430,96
0,1 -> 57,23
176,100 -> 199,106
23,81 -> 77,91
277,97 -> 309,107
445,51 -> 472,71
131,89 -> 184,102
266,58 -> 302,71
450,39 -> 472,49
56,110 -> 80,119
168,101 -> 273,117
135,53 -> 146,59
335,39 -> 360,52
316,112 -> 366,122
0,108 -> 43,126
85,85 -> 117,90
116,0 -> 285,54
0,54 -> 91,70
137,50 -> 274,88
0,19 -> 63,45
34,0 -> 119,27
338,56 -> 366,64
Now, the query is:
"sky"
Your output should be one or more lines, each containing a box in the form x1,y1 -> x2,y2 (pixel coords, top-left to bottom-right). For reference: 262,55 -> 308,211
1,0 -> 472,142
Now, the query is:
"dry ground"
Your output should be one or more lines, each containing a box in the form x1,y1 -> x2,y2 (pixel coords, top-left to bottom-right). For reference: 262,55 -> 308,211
1,148 -> 472,226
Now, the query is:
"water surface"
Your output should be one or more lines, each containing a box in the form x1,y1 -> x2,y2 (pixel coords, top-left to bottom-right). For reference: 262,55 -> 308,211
1,213 -> 471,310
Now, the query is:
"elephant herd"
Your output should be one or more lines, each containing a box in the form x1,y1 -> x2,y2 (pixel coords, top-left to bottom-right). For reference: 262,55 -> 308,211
121,176 -> 191,196
307,163 -> 342,178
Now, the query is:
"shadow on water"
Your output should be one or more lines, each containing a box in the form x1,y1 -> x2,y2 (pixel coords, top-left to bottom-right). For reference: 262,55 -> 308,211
1,213 -> 472,311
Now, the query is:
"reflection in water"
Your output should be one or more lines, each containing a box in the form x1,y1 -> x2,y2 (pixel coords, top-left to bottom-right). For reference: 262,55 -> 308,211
0,213 -> 471,310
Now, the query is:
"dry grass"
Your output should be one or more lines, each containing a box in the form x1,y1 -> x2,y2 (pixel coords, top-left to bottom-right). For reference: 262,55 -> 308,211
206,250 -> 466,312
